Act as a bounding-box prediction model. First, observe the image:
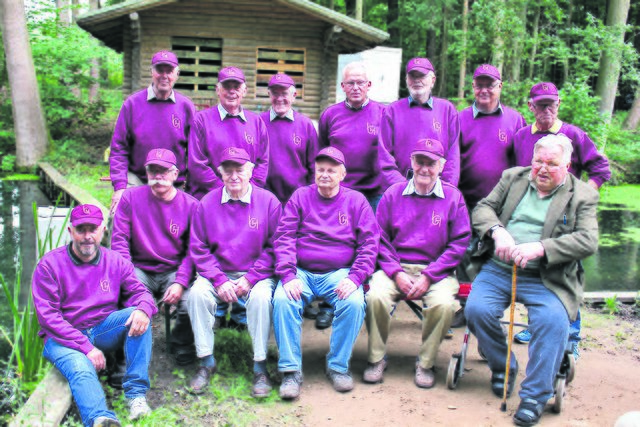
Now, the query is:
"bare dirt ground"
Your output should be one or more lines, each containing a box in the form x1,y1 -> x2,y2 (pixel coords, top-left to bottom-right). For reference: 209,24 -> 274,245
148,303 -> 640,427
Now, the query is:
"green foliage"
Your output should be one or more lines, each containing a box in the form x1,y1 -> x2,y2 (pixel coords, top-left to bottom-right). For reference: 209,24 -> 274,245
1,155 -> 16,173
603,294 -> 621,315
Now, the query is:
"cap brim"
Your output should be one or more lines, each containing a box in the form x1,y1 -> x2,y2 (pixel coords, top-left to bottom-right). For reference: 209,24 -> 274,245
219,77 -> 245,83
145,159 -> 175,169
220,158 -> 249,166
153,61 -> 178,67
315,154 -> 344,165
474,73 -> 500,80
411,151 -> 441,161
268,83 -> 294,88
407,66 -> 433,74
71,218 -> 103,227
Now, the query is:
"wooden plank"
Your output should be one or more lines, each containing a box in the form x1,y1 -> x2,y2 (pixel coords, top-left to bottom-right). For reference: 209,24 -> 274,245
256,74 -> 304,84
257,51 -> 305,62
173,50 -> 222,61
177,76 -> 219,85
179,64 -> 221,73
583,292 -> 638,304
173,37 -> 222,48
256,62 -> 305,73
9,368 -> 71,427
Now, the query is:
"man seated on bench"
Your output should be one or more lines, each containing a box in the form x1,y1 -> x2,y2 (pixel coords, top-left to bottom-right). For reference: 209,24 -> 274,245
273,147 -> 379,399
111,148 -> 198,365
364,138 -> 470,388
33,204 -> 157,427
465,134 -> 599,426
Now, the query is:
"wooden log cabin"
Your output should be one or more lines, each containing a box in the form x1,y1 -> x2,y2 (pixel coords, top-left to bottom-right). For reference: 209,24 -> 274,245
76,0 -> 389,119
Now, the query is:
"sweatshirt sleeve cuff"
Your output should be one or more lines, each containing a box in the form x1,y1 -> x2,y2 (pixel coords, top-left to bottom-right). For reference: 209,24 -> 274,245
281,272 -> 297,285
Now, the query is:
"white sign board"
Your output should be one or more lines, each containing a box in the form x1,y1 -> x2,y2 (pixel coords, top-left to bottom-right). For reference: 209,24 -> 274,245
336,46 -> 402,105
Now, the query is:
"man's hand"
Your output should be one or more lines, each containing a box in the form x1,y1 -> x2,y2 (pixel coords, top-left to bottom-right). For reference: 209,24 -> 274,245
217,281 -> 238,303
393,271 -> 415,296
110,189 -> 125,216
162,283 -> 184,305
125,309 -> 150,337
86,347 -> 106,371
283,279 -> 303,301
406,274 -> 430,300
234,276 -> 252,298
587,179 -> 599,191
336,277 -> 357,300
493,227 -> 516,263
510,242 -> 545,269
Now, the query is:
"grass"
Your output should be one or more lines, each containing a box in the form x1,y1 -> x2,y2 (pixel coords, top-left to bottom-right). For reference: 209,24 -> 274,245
600,184 -> 640,211
603,294 -> 621,315
0,174 -> 40,181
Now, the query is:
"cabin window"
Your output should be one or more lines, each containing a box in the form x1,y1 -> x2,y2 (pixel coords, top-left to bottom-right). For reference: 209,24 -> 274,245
256,47 -> 305,99
172,37 -> 222,105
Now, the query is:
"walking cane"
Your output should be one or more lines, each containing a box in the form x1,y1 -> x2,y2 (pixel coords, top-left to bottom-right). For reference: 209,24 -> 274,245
500,263 -> 518,412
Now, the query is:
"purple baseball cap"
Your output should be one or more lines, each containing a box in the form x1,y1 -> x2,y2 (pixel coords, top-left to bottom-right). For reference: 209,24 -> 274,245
411,138 -> 444,161
268,73 -> 295,88
315,147 -> 346,166
151,51 -> 178,68
530,82 -> 559,102
406,57 -> 434,75
219,147 -> 250,166
145,148 -> 177,169
218,66 -> 245,84
473,64 -> 501,81
70,204 -> 104,227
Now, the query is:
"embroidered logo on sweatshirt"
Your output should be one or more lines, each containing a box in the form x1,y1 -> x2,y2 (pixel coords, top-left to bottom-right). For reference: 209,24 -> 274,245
100,279 -> 110,293
292,133 -> 301,146
432,118 -> 442,132
366,122 -> 378,135
172,114 -> 181,130
249,216 -> 259,229
169,219 -> 179,236
498,128 -> 507,143
338,211 -> 349,226
244,132 -> 255,145
431,211 -> 442,226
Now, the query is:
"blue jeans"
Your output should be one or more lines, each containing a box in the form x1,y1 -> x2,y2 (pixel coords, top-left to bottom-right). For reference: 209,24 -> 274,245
273,267 -> 365,374
465,261 -> 569,403
43,307 -> 152,427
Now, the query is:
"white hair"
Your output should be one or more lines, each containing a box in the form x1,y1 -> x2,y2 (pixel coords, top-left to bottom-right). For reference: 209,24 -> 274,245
217,161 -> 255,175
534,134 -> 573,165
268,85 -> 296,96
342,61 -> 368,81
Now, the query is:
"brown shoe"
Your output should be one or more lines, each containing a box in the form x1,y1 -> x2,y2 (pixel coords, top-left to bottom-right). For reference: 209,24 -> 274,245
251,372 -> 272,398
363,359 -> 387,384
415,364 -> 435,389
188,366 -> 215,394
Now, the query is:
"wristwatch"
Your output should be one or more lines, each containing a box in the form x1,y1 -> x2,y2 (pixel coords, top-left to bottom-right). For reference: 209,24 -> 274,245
489,224 -> 503,237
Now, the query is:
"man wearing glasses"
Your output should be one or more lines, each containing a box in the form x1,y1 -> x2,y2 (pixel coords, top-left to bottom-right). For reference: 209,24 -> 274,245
380,57 -> 460,186
458,64 -> 526,211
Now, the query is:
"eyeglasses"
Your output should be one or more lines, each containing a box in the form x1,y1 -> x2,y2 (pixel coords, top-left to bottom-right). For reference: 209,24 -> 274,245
532,103 -> 559,111
472,82 -> 500,91
146,166 -> 175,176
343,80 -> 369,88
532,160 -> 563,172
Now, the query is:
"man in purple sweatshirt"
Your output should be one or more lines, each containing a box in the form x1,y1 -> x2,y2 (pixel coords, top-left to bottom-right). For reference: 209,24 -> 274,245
380,57 -> 460,186
273,147 -> 380,399
112,148 -> 198,365
318,62 -> 403,210
33,204 -> 157,427
188,66 -> 270,200
187,147 -> 281,398
261,73 -> 318,204
459,64 -> 526,211
364,138 -> 471,388
109,51 -> 195,216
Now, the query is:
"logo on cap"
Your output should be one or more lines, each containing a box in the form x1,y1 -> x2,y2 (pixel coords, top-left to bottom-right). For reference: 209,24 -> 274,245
83,206 -> 91,214
162,52 -> 168,58
482,65 -> 489,70
100,279 -> 110,293
156,150 -> 164,159
415,59 -> 421,64
276,75 -> 282,80
229,69 -> 236,75
228,147 -> 237,155
542,84 -> 549,91
327,148 -> 335,155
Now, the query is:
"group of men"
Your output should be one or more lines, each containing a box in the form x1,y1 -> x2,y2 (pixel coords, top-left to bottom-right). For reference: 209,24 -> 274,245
32,49 -> 606,427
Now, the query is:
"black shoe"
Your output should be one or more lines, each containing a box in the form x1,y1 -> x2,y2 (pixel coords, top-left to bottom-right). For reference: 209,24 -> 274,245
303,304 -> 320,320
513,398 -> 545,426
315,311 -> 334,330
491,360 -> 518,398
108,361 -> 126,389
214,316 -> 227,330
450,308 -> 466,328
174,347 -> 196,366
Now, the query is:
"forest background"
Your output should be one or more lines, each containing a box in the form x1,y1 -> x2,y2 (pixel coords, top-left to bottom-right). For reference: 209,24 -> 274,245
1,0 -> 640,185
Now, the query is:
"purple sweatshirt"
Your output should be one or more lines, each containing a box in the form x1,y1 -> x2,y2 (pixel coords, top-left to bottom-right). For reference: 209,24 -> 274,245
459,105 -> 526,209
188,107 -> 270,200
111,186 -> 198,287
380,97 -> 460,186
274,185 -> 380,286
513,122 -> 611,187
110,89 -> 195,190
190,186 -> 282,287
261,110 -> 319,203
376,181 -> 471,284
33,245 -> 157,355
318,101 -> 403,195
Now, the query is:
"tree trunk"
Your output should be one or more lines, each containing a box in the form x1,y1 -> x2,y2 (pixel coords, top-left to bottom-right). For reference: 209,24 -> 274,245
57,0 -> 71,26
562,0 -> 574,84
387,0 -> 400,47
457,0 -> 469,100
595,0 -> 631,124
437,4 -> 448,97
527,4 -> 540,81
622,89 -> 640,130
492,0 -> 505,77
88,0 -> 100,101
510,1 -> 527,83
0,0 -> 49,168
354,0 -> 362,21
426,29 -> 436,61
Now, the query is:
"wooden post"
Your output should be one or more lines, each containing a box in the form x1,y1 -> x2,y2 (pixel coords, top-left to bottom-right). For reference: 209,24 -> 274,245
130,12 -> 142,93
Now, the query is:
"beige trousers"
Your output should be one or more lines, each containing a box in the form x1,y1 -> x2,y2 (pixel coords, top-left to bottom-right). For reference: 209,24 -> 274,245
365,263 -> 460,369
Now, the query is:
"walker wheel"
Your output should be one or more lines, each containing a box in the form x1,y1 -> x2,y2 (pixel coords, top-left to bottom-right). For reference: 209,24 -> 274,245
566,354 -> 576,384
553,377 -> 566,413
447,355 -> 461,390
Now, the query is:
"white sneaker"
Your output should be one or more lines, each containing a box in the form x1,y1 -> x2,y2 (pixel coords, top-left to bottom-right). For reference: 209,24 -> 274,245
128,396 -> 151,420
